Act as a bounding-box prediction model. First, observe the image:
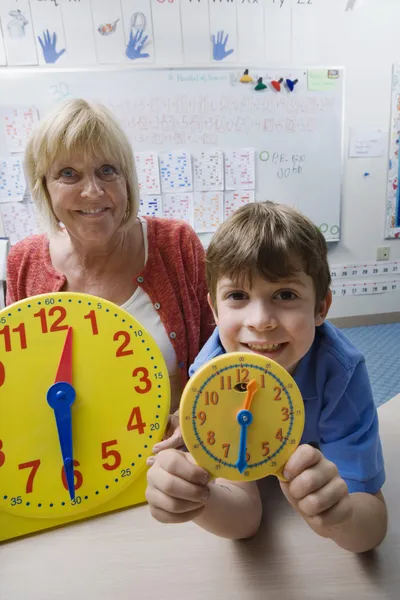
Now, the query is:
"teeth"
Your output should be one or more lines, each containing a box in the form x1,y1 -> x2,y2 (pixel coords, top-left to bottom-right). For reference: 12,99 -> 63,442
80,208 -> 106,214
247,343 -> 282,352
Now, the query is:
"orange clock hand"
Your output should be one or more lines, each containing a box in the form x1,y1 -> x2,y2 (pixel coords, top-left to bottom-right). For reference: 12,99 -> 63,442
243,379 -> 258,411
55,327 -> 73,384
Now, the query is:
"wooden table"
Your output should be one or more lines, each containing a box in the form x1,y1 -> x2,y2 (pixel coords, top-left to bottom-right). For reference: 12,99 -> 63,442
1,398 -> 399,600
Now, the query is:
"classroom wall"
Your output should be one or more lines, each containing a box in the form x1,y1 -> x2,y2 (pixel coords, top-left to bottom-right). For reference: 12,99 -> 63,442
1,0 -> 399,320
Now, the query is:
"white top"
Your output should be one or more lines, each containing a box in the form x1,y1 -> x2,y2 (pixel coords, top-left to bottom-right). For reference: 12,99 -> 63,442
121,218 -> 181,412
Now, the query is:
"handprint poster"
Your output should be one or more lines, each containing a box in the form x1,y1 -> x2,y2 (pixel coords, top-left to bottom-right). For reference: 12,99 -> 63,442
209,0 -> 236,62
121,0 -> 154,63
30,0 -> 66,66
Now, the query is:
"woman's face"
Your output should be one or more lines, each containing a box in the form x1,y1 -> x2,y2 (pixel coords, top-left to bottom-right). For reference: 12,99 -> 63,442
46,153 -> 129,243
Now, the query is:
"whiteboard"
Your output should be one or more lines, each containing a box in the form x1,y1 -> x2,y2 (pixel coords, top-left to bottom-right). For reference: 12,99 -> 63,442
0,65 -> 344,242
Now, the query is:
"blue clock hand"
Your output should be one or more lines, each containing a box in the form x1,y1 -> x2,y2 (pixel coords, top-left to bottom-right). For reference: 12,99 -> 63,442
47,382 -> 76,500
236,409 -> 253,473
47,327 -> 76,501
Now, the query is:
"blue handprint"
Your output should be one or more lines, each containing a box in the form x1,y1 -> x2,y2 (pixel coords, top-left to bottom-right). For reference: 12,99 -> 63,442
126,29 -> 150,60
38,30 -> 66,64
212,30 -> 234,61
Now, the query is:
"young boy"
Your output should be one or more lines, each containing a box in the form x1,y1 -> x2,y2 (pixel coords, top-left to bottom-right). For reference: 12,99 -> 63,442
146,201 -> 387,551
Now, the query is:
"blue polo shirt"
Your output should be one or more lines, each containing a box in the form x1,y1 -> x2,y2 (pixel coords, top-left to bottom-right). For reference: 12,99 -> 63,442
190,321 -> 385,494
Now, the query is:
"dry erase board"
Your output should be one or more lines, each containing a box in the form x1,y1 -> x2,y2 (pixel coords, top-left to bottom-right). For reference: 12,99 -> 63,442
0,65 -> 344,242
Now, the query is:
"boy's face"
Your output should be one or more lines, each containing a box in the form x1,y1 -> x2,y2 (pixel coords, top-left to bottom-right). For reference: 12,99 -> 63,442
209,272 -> 331,375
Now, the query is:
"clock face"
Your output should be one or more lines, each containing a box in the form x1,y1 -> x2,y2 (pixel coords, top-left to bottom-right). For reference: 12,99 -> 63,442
180,353 -> 304,482
0,293 -> 170,519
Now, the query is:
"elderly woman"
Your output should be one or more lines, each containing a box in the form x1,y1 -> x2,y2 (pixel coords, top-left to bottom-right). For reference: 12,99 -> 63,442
6,98 -> 214,449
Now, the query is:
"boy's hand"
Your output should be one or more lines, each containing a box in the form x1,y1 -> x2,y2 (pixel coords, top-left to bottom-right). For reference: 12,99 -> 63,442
146,449 -> 210,524
279,444 -> 353,532
152,412 -> 184,453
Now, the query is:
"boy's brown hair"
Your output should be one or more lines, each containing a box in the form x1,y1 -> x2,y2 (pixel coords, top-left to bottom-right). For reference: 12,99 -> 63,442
206,201 -> 331,311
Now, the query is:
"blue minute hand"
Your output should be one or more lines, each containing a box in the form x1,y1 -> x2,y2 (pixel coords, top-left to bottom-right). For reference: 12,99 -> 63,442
47,327 -> 76,501
235,380 -> 258,474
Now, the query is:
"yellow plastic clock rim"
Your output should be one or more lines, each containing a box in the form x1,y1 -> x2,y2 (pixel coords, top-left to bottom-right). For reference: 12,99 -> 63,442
180,352 -> 305,482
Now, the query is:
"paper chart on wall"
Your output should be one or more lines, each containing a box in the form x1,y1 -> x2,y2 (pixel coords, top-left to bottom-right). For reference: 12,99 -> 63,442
91,0 -> 125,64
159,151 -> 193,193
30,0 -> 67,66
61,0 -> 97,66
135,151 -> 161,194
224,190 -> 255,220
0,200 -> 38,245
180,0 -> 210,64
2,107 -> 39,154
121,0 -> 154,64
193,191 -> 223,233
0,158 -> 26,202
224,149 -> 255,190
162,193 -> 193,225
386,64 -> 400,238
150,0 -> 183,65
193,150 -> 224,191
139,195 -> 162,218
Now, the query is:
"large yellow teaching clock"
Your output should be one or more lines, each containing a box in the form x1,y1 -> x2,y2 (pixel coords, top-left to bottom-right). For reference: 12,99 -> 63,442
0,292 -> 170,542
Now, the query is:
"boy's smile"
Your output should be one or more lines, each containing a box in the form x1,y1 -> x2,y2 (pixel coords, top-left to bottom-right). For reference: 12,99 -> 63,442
209,273 -> 331,375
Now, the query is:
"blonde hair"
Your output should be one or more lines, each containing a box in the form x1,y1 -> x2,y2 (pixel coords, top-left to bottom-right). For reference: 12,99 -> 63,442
24,98 -> 139,232
206,201 -> 331,311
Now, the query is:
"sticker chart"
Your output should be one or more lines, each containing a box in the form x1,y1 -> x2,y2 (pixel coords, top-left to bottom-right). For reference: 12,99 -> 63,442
194,192 -> 224,233
386,64 -> 400,238
135,152 -> 161,194
0,201 -> 39,246
162,193 -> 193,224
159,151 -> 193,193
2,107 -> 38,153
193,150 -> 224,191
224,149 -> 255,190
139,195 -> 162,218
0,158 -> 26,202
224,191 -> 255,219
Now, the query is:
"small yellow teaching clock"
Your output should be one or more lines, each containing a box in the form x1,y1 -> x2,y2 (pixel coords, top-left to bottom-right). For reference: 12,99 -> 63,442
0,292 -> 170,542
180,353 -> 305,481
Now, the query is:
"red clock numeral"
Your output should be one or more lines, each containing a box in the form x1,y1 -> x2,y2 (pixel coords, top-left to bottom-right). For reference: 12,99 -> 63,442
0,361 -> 5,386
101,440 -> 122,471
0,440 -> 5,467
61,460 -> 83,492
127,406 -> 146,435
114,331 -> 134,357
132,366 -> 151,394
0,323 -> 27,352
235,368 -> 249,384
262,441 -> 270,456
275,428 -> 283,442
84,310 -> 98,335
34,307 -> 68,333
207,431 -> 216,445
197,411 -> 207,425
274,386 -> 282,401
281,407 -> 290,421
19,459 -> 41,494
222,443 -> 230,458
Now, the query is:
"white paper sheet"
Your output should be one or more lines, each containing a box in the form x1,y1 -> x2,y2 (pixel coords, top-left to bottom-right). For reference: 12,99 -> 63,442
193,150 -> 224,191
162,193 -> 193,225
349,129 -> 386,158
0,158 -> 26,203
61,0 -> 97,66
224,190 -> 255,219
180,0 -> 210,63
91,0 -> 125,64
264,0 -> 291,63
224,148 -> 255,190
159,151 -> 193,193
0,200 -> 38,245
194,191 -> 223,233
0,0 -> 38,66
2,107 -> 39,154
135,151 -> 161,194
237,0 -> 264,65
151,0 -> 183,65
139,195 -> 162,218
